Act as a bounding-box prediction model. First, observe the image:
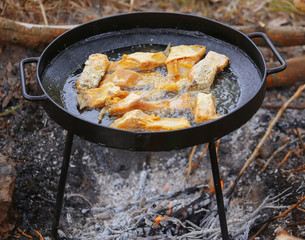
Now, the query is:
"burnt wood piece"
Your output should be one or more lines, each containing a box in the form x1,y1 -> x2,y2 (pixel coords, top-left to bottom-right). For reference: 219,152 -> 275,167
266,56 -> 305,88
2,16 -> 305,48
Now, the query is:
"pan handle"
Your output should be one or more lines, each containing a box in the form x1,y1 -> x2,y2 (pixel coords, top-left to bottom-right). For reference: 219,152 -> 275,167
248,32 -> 287,75
20,57 -> 47,101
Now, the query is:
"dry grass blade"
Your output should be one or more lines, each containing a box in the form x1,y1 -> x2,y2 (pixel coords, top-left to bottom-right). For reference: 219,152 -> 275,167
292,165 -> 305,172
129,0 -> 135,12
0,132 -> 26,143
17,228 -> 33,239
66,193 -> 93,207
226,84 -> 305,197
272,195 -> 305,220
296,128 -> 305,152
0,101 -> 25,116
267,0 -> 305,15
33,229 -> 44,240
260,141 -> 291,173
249,222 -> 269,240
186,145 -> 197,181
277,148 -> 297,168
37,0 -> 48,25
193,144 -> 209,171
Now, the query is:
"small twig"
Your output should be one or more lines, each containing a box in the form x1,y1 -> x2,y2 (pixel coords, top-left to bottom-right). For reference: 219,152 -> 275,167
249,222 -> 269,240
297,207 -> 305,214
105,224 -> 124,234
186,145 -> 197,181
133,166 -> 148,202
277,148 -> 297,168
226,84 -> 305,197
185,219 -> 202,231
109,0 -> 146,11
66,193 -> 93,207
259,141 -> 290,173
36,194 -> 55,204
17,228 -> 33,239
33,229 -> 44,240
0,101 -> 25,116
272,195 -> 305,220
216,138 -> 221,153
129,0 -> 135,12
277,135 -> 305,170
292,165 -> 305,172
287,221 -> 305,227
178,228 -> 219,239
296,128 -> 305,152
261,104 -> 305,109
235,197 -> 270,229
0,132 -> 25,143
192,144 -> 209,173
37,0 -> 48,25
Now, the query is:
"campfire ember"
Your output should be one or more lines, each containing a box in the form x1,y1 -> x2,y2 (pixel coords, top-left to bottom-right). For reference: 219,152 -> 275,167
153,201 -> 172,228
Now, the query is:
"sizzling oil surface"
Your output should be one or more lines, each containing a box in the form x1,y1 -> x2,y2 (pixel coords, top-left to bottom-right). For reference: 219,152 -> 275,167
61,44 -> 241,126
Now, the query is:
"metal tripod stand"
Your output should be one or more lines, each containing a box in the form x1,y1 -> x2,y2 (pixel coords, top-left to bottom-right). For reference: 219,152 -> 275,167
51,132 -> 229,239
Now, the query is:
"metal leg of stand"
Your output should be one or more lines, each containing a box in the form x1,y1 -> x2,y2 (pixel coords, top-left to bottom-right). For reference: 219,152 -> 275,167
51,131 -> 74,240
208,141 -> 229,240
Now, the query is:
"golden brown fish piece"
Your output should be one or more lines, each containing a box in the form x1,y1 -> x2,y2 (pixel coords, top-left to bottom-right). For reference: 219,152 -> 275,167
76,82 -> 128,110
165,45 -> 206,80
188,51 -> 229,91
102,69 -> 142,88
111,51 -> 167,71
139,71 -> 166,88
191,92 -> 222,123
98,90 -> 166,121
156,78 -> 190,93
109,109 -> 191,131
101,69 -> 166,89
105,92 -> 142,115
105,92 -> 191,117
133,89 -> 167,101
137,92 -> 192,113
76,53 -> 110,91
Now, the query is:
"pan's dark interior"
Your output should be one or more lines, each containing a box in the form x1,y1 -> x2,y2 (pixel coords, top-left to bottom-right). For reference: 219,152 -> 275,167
41,28 -> 262,119
35,13 -> 267,150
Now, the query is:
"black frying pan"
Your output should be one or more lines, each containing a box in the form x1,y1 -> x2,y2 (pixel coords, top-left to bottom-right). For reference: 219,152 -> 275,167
20,12 -> 286,151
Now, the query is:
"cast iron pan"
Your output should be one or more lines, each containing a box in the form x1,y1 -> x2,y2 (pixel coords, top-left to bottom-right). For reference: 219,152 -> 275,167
20,12 -> 286,151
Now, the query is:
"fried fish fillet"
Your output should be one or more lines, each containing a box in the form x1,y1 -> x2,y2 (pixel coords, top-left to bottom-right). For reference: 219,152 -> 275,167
188,51 -> 229,91
76,82 -> 128,110
192,92 -> 222,123
105,92 -> 142,115
105,92 -> 191,117
110,51 -> 168,71
75,46 -> 228,131
109,109 -> 191,131
133,89 -> 167,101
76,54 -> 110,91
165,45 -> 206,80
101,69 -> 166,89
103,69 -> 142,88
